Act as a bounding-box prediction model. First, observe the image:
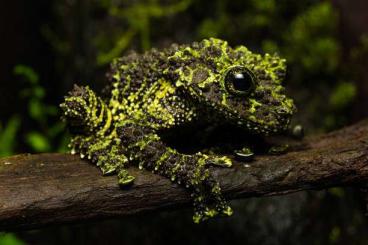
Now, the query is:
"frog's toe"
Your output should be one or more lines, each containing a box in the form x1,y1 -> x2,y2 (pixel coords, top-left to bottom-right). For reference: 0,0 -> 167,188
268,144 -> 289,155
291,124 -> 304,139
101,165 -> 117,175
98,159 -> 119,175
221,206 -> 233,217
192,203 -> 233,223
208,156 -> 232,167
118,169 -> 135,186
234,147 -> 254,160
95,149 -> 129,176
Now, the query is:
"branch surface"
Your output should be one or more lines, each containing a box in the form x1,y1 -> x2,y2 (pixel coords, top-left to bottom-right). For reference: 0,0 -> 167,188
1,120 -> 368,230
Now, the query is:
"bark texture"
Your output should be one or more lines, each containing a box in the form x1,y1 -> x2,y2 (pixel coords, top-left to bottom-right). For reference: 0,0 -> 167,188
1,120 -> 368,230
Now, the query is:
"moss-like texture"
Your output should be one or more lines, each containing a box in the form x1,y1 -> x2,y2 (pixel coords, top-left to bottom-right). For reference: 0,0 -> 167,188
60,38 -> 295,223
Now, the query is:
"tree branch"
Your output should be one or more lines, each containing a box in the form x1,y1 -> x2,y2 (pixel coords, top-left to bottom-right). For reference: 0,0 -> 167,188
1,120 -> 368,230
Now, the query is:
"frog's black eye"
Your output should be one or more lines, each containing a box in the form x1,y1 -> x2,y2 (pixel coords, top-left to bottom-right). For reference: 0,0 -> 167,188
224,66 -> 256,96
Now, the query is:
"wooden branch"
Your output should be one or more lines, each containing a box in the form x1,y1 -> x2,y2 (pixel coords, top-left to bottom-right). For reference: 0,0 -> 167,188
1,120 -> 368,230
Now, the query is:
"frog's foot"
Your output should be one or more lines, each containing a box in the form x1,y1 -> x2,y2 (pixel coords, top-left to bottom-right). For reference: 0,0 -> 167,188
94,146 -> 135,186
117,168 -> 135,186
97,146 -> 129,175
192,182 -> 233,223
193,204 -> 233,223
268,144 -> 289,155
71,135 -> 132,181
234,146 -> 254,161
202,154 -> 232,168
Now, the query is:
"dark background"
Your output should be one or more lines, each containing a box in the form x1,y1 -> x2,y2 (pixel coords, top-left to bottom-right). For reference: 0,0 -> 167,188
0,0 -> 368,244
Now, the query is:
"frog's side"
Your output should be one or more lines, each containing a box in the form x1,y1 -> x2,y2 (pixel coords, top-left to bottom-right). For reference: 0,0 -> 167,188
60,38 -> 295,223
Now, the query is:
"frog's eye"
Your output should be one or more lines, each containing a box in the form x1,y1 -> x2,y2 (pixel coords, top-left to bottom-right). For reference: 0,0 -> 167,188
224,66 -> 256,96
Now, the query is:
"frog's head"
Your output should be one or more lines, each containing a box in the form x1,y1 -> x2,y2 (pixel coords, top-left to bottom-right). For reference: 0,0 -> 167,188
165,38 -> 295,135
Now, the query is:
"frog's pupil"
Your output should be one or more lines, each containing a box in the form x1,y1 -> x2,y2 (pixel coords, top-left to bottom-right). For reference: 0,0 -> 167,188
231,72 -> 253,92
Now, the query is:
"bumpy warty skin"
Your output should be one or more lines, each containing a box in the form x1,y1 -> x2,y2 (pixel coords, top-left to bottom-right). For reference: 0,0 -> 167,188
60,38 -> 295,223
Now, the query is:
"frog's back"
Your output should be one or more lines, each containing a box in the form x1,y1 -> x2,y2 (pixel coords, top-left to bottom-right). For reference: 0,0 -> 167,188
107,44 -> 181,97
106,44 -> 192,128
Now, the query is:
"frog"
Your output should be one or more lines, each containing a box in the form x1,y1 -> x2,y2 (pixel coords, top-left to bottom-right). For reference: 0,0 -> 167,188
60,38 -> 295,223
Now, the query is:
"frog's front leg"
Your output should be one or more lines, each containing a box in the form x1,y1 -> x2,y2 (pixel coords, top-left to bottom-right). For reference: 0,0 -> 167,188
61,85 -> 136,185
116,122 -> 233,223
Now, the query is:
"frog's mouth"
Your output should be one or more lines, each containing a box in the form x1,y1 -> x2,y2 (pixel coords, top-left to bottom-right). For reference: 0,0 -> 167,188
223,99 -> 295,136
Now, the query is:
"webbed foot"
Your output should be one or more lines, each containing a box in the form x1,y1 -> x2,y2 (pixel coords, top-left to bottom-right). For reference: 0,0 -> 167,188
207,155 -> 232,167
70,135 -> 132,184
117,168 -> 135,186
192,181 -> 233,223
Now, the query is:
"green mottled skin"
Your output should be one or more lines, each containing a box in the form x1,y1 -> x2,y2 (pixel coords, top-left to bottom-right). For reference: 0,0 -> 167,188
60,38 -> 295,223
